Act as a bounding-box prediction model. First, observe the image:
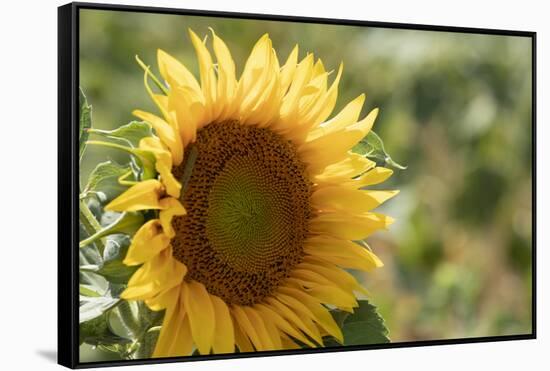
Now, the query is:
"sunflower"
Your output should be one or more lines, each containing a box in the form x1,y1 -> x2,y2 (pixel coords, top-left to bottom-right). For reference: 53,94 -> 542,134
106,29 -> 397,357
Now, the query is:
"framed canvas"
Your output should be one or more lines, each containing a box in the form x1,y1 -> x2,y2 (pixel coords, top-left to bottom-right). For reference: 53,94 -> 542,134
58,2 -> 536,368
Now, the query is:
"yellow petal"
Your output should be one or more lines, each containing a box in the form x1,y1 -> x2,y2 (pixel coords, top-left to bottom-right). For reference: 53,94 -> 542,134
238,34 -> 271,102
300,130 -> 365,174
302,63 -> 343,128
280,54 -> 314,119
280,45 -> 298,95
243,306 -> 276,350
342,167 -> 394,189
280,334 -> 301,349
316,153 -> 375,181
231,305 -> 263,350
157,49 -> 201,94
302,108 -> 378,175
348,107 -> 379,135
262,313 -> 283,350
298,260 -> 367,295
275,291 -> 336,341
158,197 -> 186,238
123,220 -> 170,266
303,235 -> 383,271
146,285 -> 182,311
277,286 -> 343,343
122,248 -> 187,301
304,254 -> 375,295
234,320 -> 254,352
245,64 -> 282,127
265,296 -> 323,345
286,275 -> 360,308
211,295 -> 235,354
312,59 -> 327,78
169,85 -> 203,144
181,280 -> 215,354
152,286 -> 181,357
290,269 -> 332,287
309,211 -> 394,240
255,303 -> 316,348
139,137 -> 181,197
237,34 -> 282,126
298,71 -> 328,118
105,179 -> 163,212
169,312 -> 194,357
132,110 -> 183,165
210,28 -> 237,118
308,94 -> 365,141
312,186 -> 399,213
188,29 -> 217,120
154,93 -> 169,112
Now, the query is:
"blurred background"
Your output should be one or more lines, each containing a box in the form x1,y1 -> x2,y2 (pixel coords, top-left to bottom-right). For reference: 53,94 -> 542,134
80,8 -> 533,360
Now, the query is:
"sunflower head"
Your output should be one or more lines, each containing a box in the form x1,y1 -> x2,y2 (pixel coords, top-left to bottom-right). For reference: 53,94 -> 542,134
105,28 -> 397,357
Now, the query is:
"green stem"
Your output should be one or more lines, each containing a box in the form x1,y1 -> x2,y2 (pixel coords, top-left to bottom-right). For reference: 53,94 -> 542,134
79,199 -> 106,255
117,301 -> 142,338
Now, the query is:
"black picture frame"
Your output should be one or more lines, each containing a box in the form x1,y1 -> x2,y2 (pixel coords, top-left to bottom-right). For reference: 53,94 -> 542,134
58,2 -> 537,369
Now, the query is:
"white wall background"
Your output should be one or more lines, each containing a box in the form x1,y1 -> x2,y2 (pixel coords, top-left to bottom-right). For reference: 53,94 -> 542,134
0,0 -> 545,369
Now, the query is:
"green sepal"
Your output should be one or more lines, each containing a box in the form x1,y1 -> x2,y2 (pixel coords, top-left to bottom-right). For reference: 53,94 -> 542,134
353,130 -> 407,170
82,161 -> 132,203
88,121 -> 153,148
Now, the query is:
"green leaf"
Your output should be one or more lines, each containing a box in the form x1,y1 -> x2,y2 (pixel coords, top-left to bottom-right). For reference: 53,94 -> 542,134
89,121 -> 153,148
109,300 -> 142,339
80,312 -> 132,347
82,161 -> 131,202
79,243 -> 105,291
329,300 -> 390,346
80,212 -> 144,248
353,130 -> 407,170
79,88 -> 92,162
85,140 -> 157,181
80,284 -> 102,297
97,235 -> 138,283
80,295 -> 120,324
79,239 -> 103,268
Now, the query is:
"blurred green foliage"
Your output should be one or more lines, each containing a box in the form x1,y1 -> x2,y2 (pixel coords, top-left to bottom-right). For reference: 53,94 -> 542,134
79,8 -> 532,361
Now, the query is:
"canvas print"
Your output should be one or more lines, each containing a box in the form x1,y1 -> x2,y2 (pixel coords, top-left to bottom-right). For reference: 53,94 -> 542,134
76,6 -> 533,364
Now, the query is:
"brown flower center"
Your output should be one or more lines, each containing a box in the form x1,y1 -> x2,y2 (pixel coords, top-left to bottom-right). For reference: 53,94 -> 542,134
171,121 -> 312,305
